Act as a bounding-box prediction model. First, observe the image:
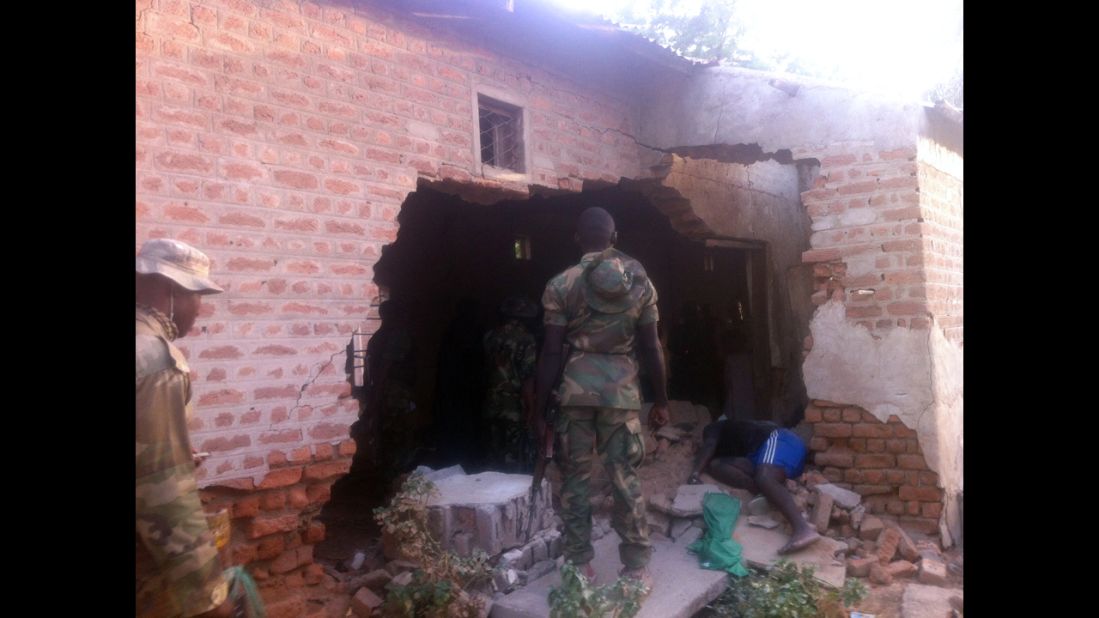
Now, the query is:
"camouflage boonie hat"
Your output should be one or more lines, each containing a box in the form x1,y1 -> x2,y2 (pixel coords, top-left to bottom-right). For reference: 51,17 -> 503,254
582,250 -> 646,314
500,295 -> 538,319
136,238 -> 224,294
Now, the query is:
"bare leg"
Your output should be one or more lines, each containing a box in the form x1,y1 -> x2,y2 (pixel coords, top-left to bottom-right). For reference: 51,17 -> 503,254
755,464 -> 820,554
705,456 -> 760,494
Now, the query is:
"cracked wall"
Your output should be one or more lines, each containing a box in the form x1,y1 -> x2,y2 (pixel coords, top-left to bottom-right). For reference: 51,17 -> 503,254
136,0 -> 658,596
137,0 -> 651,492
918,114 -> 963,545
638,154 -> 814,418
637,63 -> 963,541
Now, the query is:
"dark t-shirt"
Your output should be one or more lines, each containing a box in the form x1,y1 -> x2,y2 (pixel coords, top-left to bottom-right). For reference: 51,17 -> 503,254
704,419 -> 779,458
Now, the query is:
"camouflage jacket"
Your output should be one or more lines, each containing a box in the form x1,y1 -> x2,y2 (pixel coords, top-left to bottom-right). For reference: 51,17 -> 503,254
542,248 -> 659,409
136,305 -> 228,617
483,320 -> 537,421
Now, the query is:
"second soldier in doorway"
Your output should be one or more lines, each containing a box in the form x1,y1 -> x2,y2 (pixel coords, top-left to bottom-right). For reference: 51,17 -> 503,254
482,295 -> 539,472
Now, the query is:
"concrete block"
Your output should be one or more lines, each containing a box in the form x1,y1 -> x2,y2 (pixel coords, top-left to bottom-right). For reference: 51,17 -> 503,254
424,472 -> 552,557
850,504 -> 866,529
847,557 -> 877,577
351,587 -> 384,617
493,567 -> 519,593
902,584 -> 963,618
361,569 -> 391,593
812,492 -> 835,534
859,515 -> 884,541
518,543 -> 534,570
748,513 -> 779,530
387,571 -> 413,589
530,538 -> 548,564
500,549 -> 524,570
543,529 -> 562,558
917,559 -> 948,586
452,531 -> 474,557
671,484 -> 722,516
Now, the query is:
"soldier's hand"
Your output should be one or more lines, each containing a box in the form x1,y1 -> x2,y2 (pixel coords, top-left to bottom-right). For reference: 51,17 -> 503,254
648,403 -> 670,431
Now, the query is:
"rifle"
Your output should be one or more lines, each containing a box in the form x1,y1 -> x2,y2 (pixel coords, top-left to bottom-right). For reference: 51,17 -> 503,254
523,344 -> 569,542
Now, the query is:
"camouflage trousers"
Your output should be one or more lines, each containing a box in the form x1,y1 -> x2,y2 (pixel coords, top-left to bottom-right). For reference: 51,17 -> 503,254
555,406 -> 651,569
487,415 -> 534,474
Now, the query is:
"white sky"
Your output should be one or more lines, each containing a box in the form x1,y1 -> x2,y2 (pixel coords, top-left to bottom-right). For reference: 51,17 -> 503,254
546,0 -> 963,102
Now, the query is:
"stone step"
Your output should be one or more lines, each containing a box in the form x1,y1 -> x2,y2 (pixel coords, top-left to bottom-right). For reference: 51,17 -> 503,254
490,532 -> 728,618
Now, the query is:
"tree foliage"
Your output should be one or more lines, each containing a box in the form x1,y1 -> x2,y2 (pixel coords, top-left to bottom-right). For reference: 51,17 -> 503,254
604,0 -> 962,108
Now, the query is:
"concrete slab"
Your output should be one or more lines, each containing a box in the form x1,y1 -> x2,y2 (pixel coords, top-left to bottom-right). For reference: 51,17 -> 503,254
490,532 -> 728,618
901,583 -> 963,618
415,464 -> 467,483
815,483 -> 862,509
732,514 -> 847,589
672,484 -> 722,515
747,515 -> 780,529
429,472 -> 538,505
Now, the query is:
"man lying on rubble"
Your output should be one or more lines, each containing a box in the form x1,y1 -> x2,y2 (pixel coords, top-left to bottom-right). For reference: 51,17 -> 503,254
687,418 -> 821,554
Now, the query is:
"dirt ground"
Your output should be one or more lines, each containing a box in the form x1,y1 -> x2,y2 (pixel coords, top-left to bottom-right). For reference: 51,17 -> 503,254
286,401 -> 963,617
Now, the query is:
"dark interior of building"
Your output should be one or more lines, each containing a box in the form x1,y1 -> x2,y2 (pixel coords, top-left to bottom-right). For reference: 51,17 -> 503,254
319,182 -> 774,559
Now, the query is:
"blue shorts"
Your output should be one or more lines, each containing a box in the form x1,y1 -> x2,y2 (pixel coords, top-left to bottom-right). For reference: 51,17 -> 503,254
751,429 -> 807,479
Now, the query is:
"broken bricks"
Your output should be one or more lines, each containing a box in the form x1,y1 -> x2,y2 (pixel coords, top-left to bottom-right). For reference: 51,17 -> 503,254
918,558 -> 949,586
811,491 -> 835,534
876,527 -> 902,563
350,587 -> 384,617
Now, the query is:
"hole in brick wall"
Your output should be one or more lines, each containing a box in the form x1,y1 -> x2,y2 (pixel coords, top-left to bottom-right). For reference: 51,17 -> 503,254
321,181 -> 809,559
360,183 -> 767,472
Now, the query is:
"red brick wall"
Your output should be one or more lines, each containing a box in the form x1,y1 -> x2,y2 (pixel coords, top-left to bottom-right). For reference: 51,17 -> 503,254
796,143 -> 929,331
794,144 -> 948,532
917,156 -> 962,344
805,401 -> 941,533
136,0 -> 647,599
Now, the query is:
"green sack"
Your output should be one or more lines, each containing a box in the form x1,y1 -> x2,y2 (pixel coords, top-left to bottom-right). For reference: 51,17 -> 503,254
225,565 -> 267,618
686,492 -> 750,577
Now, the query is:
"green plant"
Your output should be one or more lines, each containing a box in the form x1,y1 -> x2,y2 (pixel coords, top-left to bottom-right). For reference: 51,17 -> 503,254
548,563 -> 649,618
373,472 -> 492,617
706,560 -> 868,618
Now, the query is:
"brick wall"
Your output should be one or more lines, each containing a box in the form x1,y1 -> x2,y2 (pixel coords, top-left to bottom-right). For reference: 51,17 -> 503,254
136,0 -> 647,599
796,142 -> 928,332
917,147 -> 962,345
805,401 -> 941,533
795,142 -> 949,531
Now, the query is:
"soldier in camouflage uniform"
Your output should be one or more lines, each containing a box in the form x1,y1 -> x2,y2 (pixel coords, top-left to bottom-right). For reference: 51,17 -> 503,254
534,207 -> 670,590
136,239 -> 262,618
482,295 -> 539,472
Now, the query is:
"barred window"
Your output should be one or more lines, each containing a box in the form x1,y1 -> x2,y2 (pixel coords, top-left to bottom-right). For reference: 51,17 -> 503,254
478,95 -> 523,172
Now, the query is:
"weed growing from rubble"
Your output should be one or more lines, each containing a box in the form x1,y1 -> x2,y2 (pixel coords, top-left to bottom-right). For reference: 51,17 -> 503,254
373,472 -> 492,617
548,562 -> 649,618
706,559 -> 868,618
